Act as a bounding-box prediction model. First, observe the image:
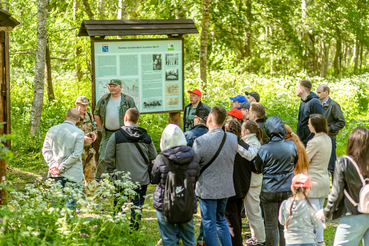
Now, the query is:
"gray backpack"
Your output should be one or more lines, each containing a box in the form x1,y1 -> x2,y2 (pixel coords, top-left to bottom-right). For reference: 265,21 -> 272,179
161,154 -> 194,224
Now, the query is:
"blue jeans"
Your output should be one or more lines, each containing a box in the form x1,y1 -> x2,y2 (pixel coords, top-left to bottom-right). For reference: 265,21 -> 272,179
328,138 -> 337,176
334,214 -> 369,246
199,198 -> 232,246
156,210 -> 196,246
196,221 -> 205,244
114,184 -> 147,230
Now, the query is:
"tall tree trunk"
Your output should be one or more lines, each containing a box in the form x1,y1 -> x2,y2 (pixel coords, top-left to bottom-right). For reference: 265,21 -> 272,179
74,0 -> 82,81
312,35 -> 316,74
199,0 -> 210,91
81,0 -> 94,20
354,37 -> 359,74
360,39 -> 363,73
334,34 -> 341,77
320,42 -> 329,78
45,43 -> 54,101
29,0 -> 47,136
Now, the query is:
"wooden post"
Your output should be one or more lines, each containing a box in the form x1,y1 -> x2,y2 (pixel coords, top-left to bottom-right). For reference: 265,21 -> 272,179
0,31 -> 6,205
168,112 -> 181,128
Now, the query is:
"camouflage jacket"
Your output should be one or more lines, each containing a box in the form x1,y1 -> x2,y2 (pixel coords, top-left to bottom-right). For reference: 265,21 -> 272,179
76,112 -> 97,159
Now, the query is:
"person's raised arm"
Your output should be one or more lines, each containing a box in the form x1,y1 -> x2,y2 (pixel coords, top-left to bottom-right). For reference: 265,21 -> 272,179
238,142 -> 259,161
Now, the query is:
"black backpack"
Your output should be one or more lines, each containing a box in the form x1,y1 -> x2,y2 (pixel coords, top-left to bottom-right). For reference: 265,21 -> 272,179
161,154 -> 194,224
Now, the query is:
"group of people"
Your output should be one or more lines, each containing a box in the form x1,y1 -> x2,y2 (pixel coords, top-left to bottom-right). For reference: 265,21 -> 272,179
42,78 -> 369,246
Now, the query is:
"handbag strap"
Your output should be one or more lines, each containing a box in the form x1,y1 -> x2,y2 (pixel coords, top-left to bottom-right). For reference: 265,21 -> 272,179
344,156 -> 365,185
200,131 -> 227,176
343,155 -> 365,207
118,128 -> 149,164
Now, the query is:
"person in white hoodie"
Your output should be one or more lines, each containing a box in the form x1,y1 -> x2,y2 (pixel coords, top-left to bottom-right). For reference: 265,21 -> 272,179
279,173 -> 322,246
151,124 -> 200,246
238,120 -> 265,246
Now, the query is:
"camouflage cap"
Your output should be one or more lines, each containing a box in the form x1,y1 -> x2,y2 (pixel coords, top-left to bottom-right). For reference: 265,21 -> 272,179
75,96 -> 91,105
108,79 -> 122,86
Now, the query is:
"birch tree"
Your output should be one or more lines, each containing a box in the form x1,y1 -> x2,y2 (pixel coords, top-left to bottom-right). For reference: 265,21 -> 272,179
29,0 -> 47,136
199,0 -> 210,90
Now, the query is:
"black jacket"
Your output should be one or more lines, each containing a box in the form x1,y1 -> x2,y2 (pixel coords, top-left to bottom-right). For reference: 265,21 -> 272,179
229,140 -> 254,200
151,146 -> 200,213
254,116 -> 298,193
324,156 -> 364,220
256,117 -> 270,144
297,92 -> 324,145
323,97 -> 345,139
183,101 -> 211,132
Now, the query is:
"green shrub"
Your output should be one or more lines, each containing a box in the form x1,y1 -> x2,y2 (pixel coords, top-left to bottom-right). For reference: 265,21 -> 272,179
0,173 -> 154,245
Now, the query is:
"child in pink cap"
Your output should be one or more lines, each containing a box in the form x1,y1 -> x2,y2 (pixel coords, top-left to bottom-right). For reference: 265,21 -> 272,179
278,174 -> 323,246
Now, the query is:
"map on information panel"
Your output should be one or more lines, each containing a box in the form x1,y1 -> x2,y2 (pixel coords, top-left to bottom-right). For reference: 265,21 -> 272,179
94,40 -> 183,113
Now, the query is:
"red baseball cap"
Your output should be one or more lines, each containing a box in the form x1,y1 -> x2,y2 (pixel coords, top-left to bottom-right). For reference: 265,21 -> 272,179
292,173 -> 311,189
187,88 -> 202,98
227,108 -> 243,120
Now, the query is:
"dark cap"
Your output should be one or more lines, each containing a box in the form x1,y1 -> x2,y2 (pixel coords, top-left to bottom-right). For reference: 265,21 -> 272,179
195,107 -> 209,121
245,91 -> 260,102
108,79 -> 122,86
236,102 -> 250,110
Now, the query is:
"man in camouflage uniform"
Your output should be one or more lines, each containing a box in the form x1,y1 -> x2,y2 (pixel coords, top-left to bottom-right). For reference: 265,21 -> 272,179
75,96 -> 97,183
94,79 -> 136,180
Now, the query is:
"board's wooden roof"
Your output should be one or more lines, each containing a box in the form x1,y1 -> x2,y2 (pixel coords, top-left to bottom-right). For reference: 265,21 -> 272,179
78,19 -> 198,37
0,9 -> 20,29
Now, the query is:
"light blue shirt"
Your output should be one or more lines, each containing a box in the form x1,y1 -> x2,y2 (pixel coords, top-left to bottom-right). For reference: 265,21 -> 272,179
322,97 -> 329,106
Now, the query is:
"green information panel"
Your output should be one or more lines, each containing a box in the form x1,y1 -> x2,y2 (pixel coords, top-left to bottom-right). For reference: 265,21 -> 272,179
93,39 -> 183,113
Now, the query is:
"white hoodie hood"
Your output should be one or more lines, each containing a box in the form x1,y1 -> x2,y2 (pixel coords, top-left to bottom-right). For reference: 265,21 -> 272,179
160,124 -> 187,151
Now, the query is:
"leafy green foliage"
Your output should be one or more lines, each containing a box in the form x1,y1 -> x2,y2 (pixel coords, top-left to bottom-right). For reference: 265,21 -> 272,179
0,174 -> 154,245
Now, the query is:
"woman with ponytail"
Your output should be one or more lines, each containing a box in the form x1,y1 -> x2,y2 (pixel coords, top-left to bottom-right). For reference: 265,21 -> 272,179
279,174 -> 322,246
284,125 -> 309,174
238,120 -> 266,245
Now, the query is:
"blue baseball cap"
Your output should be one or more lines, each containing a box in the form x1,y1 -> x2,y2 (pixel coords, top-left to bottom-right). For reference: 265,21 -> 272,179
229,95 -> 247,103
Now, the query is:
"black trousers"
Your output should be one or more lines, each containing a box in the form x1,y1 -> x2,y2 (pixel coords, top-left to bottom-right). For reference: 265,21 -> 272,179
225,198 -> 244,246
260,191 -> 292,246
